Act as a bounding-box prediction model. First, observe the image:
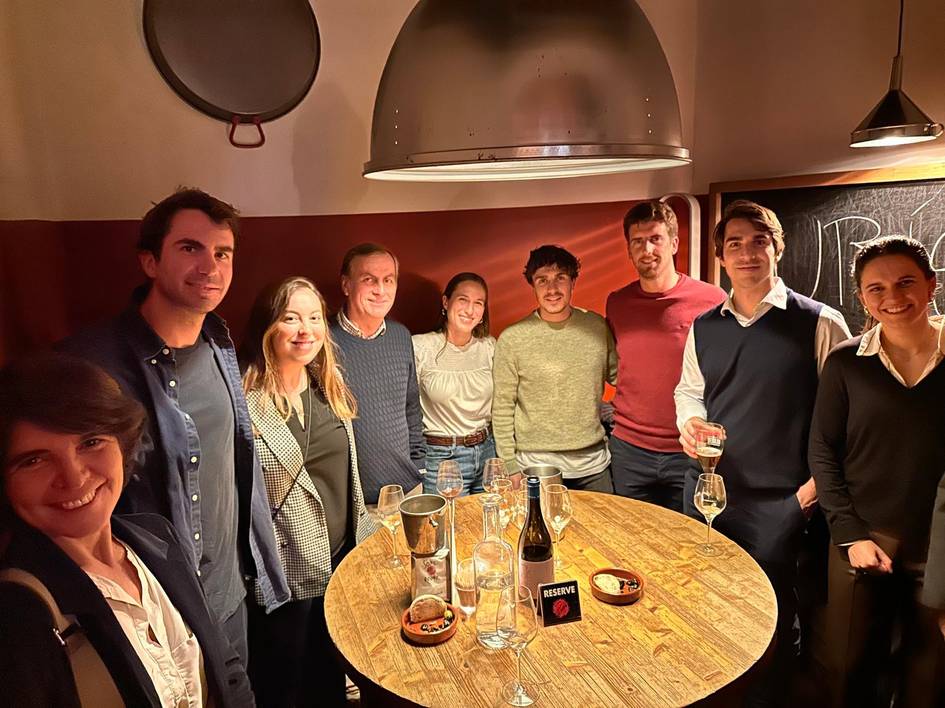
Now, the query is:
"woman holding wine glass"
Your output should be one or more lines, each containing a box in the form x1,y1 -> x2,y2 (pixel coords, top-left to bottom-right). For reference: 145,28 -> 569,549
809,236 -> 945,707
240,276 -> 376,707
413,273 -> 496,496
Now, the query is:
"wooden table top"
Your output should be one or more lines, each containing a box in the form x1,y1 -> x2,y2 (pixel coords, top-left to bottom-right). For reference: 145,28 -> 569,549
325,492 -> 776,707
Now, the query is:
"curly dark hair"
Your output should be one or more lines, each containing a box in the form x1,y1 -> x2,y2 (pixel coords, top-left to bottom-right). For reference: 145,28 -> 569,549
523,245 -> 580,284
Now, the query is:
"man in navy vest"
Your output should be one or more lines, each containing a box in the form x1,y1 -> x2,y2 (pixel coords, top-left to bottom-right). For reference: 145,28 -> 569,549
674,200 -> 850,705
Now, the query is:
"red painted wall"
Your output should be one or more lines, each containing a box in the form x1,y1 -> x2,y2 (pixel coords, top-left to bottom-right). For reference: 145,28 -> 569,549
0,199 -> 693,364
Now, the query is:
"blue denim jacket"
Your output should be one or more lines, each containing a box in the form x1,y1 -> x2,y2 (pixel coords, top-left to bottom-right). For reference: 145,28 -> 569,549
61,299 -> 290,612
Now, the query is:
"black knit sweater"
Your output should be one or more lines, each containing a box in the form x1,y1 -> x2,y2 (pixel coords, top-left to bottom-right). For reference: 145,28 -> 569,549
809,336 -> 945,562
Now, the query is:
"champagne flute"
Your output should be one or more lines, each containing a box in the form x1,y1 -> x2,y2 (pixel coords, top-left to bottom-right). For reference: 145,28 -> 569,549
497,585 -> 539,706
483,458 -> 508,494
540,483 -> 572,570
455,558 -> 477,619
694,473 -> 727,557
377,484 -> 405,568
695,421 -> 725,475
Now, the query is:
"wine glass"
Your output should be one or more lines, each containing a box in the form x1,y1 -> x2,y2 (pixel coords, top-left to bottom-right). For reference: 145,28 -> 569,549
694,473 -> 727,556
493,478 -> 515,533
497,585 -> 539,706
540,483 -> 572,570
695,421 -> 725,474
455,558 -> 477,619
377,484 -> 405,568
436,460 -> 463,500
483,458 -> 508,494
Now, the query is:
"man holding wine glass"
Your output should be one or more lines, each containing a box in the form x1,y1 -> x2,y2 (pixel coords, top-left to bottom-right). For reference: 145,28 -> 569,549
674,200 -> 850,706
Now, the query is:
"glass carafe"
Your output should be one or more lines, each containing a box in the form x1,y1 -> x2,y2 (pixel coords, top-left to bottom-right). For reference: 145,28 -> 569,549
473,494 -> 514,649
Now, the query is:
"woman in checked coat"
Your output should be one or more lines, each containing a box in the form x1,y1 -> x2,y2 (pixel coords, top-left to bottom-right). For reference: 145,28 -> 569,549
240,276 -> 375,708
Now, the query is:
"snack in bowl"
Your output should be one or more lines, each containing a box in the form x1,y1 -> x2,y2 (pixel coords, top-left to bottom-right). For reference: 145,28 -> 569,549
589,567 -> 645,605
408,594 -> 448,624
594,573 -> 640,594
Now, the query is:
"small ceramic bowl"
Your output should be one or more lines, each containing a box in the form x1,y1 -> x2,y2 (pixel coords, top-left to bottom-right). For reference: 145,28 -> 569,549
589,567 -> 645,605
400,604 -> 460,646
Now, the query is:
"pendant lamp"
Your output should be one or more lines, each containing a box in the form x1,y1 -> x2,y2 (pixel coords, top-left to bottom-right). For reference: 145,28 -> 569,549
364,0 -> 690,182
850,0 -> 942,148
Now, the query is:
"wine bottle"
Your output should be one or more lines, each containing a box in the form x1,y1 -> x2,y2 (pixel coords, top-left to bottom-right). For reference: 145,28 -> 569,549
517,477 -> 554,604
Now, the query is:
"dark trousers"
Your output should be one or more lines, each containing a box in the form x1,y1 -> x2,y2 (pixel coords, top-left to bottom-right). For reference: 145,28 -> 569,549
816,546 -> 945,708
248,594 -> 347,707
564,466 -> 614,493
684,466 -> 809,707
610,435 -> 688,512
222,600 -> 249,669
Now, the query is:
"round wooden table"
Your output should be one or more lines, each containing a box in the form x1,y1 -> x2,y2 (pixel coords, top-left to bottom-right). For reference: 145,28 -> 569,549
325,492 -> 776,707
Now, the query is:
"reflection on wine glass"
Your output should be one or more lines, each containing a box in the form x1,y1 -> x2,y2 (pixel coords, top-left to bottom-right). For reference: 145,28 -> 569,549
497,585 -> 539,706
694,473 -> 726,557
540,483 -> 572,570
436,460 -> 463,500
492,479 -> 514,533
695,421 -> 725,474
455,558 -> 477,619
483,458 -> 508,494
377,484 -> 405,568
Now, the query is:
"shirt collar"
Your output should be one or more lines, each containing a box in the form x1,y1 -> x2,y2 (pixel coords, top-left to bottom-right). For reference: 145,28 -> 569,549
720,277 -> 787,318
337,309 -> 387,339
119,291 -> 230,361
857,315 -> 945,357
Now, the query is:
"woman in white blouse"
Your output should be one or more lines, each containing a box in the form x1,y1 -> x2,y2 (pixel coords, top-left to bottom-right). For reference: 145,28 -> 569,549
414,272 -> 496,495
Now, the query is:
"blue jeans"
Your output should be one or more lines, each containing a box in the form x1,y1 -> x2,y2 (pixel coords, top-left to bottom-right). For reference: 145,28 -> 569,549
610,435 -> 689,512
422,435 -> 495,496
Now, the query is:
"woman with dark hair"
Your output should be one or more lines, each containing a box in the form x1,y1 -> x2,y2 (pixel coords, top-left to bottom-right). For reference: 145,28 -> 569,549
809,236 -> 945,707
412,272 -> 496,495
240,276 -> 374,707
0,353 -> 254,707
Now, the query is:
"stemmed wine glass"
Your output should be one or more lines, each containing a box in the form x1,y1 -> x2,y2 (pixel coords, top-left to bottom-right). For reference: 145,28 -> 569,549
497,585 -> 540,706
694,473 -> 727,556
493,478 -> 515,534
540,483 -> 572,570
377,484 -> 405,568
695,421 -> 725,474
483,458 -> 508,494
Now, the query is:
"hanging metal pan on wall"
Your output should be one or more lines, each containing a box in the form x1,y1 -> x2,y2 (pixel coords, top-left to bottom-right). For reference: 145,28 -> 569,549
143,0 -> 320,148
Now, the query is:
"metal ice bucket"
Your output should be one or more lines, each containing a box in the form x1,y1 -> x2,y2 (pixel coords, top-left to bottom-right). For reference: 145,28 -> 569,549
522,465 -> 563,488
400,494 -> 450,600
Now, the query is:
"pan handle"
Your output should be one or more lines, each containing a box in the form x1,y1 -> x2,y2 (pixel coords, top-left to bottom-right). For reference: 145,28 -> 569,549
228,115 -> 266,149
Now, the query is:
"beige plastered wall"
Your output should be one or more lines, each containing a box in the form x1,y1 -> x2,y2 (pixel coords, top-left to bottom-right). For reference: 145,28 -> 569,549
1,0 -> 943,220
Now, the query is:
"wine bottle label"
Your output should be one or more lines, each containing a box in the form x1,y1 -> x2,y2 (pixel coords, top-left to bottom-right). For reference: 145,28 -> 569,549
519,558 -> 554,601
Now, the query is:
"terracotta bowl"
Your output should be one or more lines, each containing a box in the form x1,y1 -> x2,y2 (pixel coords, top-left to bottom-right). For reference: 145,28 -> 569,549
589,567 -> 645,605
400,604 -> 460,646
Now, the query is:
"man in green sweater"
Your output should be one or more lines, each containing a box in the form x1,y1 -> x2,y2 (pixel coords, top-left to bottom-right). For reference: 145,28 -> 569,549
492,245 -> 617,491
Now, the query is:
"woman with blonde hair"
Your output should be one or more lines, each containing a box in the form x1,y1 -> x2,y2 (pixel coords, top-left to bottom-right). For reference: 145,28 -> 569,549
240,276 -> 374,707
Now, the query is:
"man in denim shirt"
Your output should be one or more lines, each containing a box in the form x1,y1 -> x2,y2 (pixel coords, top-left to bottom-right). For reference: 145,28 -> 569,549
61,189 -> 289,666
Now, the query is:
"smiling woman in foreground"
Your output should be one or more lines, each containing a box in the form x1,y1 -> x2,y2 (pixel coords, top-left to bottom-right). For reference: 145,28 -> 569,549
0,354 -> 254,707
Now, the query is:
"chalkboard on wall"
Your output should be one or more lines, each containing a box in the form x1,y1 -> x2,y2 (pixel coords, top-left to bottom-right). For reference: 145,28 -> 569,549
708,165 -> 945,334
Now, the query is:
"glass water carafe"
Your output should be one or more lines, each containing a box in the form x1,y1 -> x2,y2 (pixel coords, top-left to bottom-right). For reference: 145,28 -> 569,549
473,494 -> 514,649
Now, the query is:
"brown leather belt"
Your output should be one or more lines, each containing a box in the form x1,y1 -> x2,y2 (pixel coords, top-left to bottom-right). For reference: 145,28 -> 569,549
424,428 -> 489,448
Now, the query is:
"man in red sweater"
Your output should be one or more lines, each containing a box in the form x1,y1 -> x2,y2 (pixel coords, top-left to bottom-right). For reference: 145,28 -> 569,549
605,201 -> 726,511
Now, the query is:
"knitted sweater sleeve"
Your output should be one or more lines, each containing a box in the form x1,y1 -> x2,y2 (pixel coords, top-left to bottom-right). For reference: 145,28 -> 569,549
405,339 -> 426,470
491,332 -> 519,473
808,351 -> 870,545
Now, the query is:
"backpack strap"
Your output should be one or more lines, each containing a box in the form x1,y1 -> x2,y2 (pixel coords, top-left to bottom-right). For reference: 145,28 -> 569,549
0,568 -> 124,707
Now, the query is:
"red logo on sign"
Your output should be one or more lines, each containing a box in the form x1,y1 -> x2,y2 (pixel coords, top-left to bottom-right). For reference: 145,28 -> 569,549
552,598 -> 570,618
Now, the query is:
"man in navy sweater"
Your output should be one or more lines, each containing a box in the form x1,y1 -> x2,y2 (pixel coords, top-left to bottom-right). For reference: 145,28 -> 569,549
674,200 -> 850,706
329,243 -> 425,504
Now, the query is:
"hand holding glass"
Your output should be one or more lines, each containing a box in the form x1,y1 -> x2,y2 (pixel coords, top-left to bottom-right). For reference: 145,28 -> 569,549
695,422 -> 725,474
694,473 -> 726,557
377,484 -> 405,568
497,585 -> 539,706
540,483 -> 572,570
